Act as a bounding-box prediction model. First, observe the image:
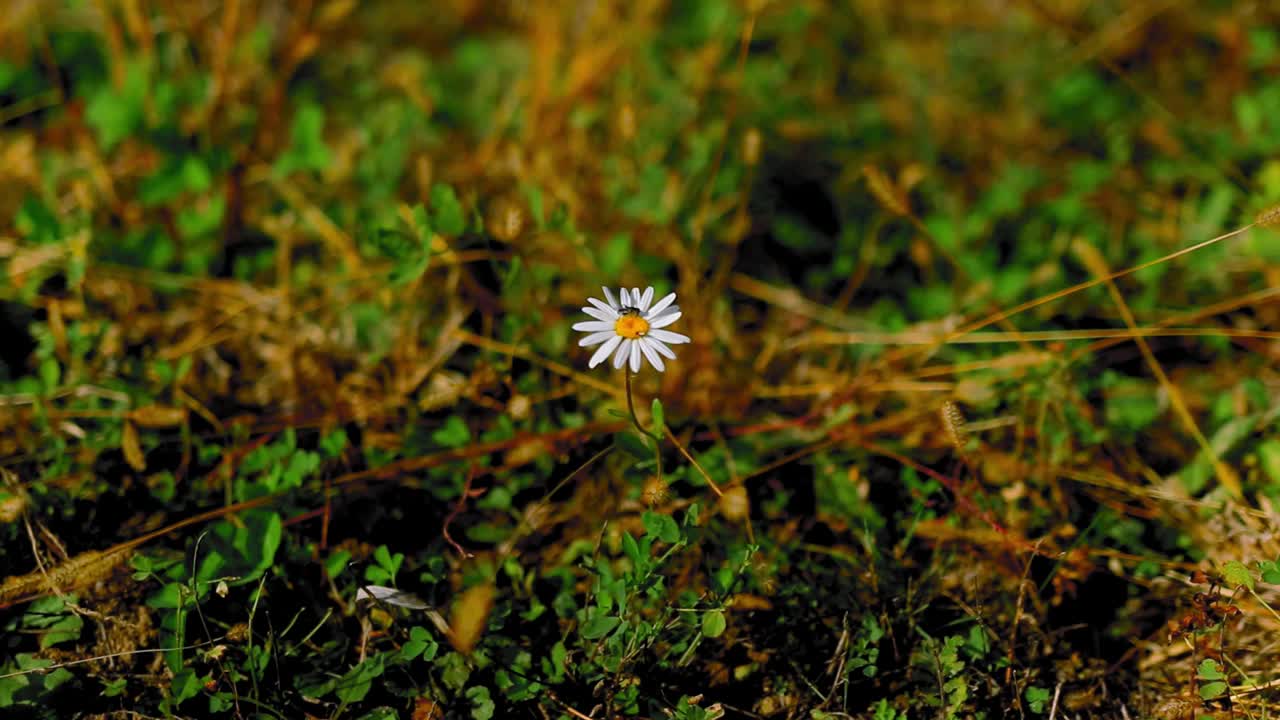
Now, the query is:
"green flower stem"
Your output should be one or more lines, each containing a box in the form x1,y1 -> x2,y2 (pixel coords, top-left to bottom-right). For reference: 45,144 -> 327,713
624,367 -> 663,480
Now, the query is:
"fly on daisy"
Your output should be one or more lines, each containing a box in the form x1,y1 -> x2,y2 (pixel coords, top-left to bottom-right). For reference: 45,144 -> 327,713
574,286 -> 690,372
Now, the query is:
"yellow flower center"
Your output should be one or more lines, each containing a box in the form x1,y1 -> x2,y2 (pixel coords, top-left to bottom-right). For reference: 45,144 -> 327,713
614,314 -> 650,339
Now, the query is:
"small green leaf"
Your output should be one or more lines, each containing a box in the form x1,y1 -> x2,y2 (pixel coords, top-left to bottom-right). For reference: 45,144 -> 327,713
1262,560 -> 1280,585
39,357 -> 60,392
642,510 -> 681,544
599,233 -> 632,277
373,545 -> 403,577
146,582 -> 186,610
274,103 -> 332,175
466,685 -> 495,720
580,615 -> 621,639
1200,680 -> 1228,700
170,668 -> 204,706
401,625 -> 438,662
388,254 -> 430,286
873,698 -> 904,720
148,471 -> 177,503
550,641 -> 568,676
431,184 -> 466,236
38,611 -> 83,649
683,503 -> 701,527
701,610 -> 727,638
320,429 -> 349,459
621,531 -> 642,567
325,549 -> 352,579
209,693 -> 234,713
477,485 -> 512,511
259,512 -> 283,573
131,554 -> 154,580
335,654 -> 385,704
432,415 -> 472,448
440,651 -> 471,690
965,624 -> 990,656
1258,440 -> 1280,485
0,61 -> 15,92
1024,685 -> 1051,713
1222,560 -> 1255,590
615,431 -> 651,460
411,203 -> 433,244
23,595 -> 84,649
650,398 -> 665,440
1198,658 -> 1225,680
1103,377 -> 1161,434
294,674 -> 336,698
86,61 -> 148,151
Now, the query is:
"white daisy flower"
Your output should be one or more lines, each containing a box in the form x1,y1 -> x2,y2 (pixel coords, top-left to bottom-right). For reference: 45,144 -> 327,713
573,285 -> 691,372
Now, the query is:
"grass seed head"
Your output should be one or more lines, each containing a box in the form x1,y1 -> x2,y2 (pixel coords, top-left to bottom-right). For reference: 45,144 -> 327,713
719,485 -> 750,522
941,401 -> 969,455
485,193 -> 527,242
642,475 -> 670,506
1256,204 -> 1280,228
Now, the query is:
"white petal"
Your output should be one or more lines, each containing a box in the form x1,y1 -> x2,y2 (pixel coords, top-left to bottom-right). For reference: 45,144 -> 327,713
638,338 -> 665,372
646,292 -> 677,317
648,311 -> 682,329
629,340 -> 642,373
649,304 -> 679,319
578,330 -> 617,347
587,298 -> 619,318
355,585 -> 431,610
590,335 -> 624,367
602,286 -> 618,309
612,338 -> 633,369
638,287 -> 654,311
619,288 -> 631,306
648,328 -> 690,345
647,337 -> 677,359
632,288 -> 642,307
581,306 -> 614,322
573,320 -> 615,332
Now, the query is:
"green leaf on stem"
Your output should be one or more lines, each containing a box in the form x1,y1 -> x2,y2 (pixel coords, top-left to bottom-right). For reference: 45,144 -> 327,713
650,398 -> 665,440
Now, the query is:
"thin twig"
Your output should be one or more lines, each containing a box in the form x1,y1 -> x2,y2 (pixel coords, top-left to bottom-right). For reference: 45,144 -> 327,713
0,640 -> 225,681
664,426 -> 723,498
443,462 -> 482,559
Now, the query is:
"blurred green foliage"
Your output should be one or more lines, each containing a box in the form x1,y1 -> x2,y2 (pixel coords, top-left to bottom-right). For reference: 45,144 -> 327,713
3,1 -> 1280,718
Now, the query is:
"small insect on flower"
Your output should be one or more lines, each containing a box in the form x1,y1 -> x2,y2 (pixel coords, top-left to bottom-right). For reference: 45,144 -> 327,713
574,286 -> 691,372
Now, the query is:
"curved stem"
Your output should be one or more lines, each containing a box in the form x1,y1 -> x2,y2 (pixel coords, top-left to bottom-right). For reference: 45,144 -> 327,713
624,368 -> 662,479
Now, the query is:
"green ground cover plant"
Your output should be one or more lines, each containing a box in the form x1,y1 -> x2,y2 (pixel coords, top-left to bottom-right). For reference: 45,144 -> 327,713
4,1 -> 1280,718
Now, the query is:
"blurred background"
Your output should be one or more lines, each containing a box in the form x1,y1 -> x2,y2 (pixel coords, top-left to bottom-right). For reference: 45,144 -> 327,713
3,1 -> 1280,718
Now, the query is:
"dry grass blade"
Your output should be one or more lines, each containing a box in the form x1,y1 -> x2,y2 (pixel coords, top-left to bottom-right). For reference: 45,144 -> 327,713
1071,239 -> 1241,498
0,549 -> 127,606
889,224 -> 1256,361
863,165 -> 911,217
